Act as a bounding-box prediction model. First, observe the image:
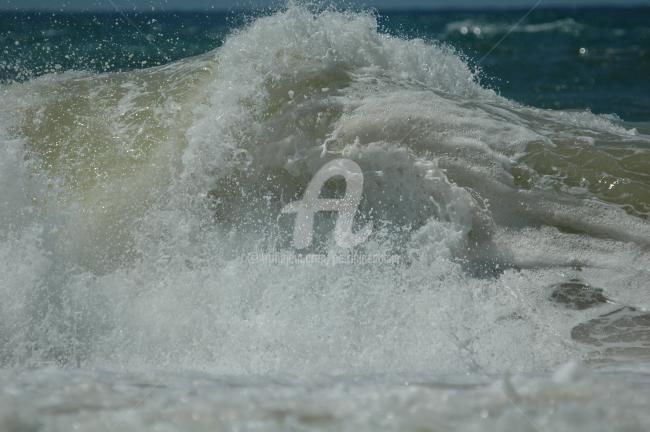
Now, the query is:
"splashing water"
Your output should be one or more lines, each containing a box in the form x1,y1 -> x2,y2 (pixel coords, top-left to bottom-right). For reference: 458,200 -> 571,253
1,4 -> 649,431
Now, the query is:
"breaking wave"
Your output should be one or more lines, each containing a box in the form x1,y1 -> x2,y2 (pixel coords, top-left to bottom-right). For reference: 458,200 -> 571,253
0,4 -> 649,374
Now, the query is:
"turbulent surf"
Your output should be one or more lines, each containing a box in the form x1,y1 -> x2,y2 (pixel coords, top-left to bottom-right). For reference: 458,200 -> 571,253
0,4 -> 649,431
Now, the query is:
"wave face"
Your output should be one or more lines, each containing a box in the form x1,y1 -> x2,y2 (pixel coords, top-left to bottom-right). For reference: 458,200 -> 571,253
0,5 -> 649,374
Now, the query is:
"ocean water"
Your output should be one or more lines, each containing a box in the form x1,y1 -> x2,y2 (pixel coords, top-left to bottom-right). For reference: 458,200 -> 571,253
1,3 -> 650,431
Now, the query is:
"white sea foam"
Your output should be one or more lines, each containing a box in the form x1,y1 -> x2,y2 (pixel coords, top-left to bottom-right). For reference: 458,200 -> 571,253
445,18 -> 585,37
0,2 -> 648,404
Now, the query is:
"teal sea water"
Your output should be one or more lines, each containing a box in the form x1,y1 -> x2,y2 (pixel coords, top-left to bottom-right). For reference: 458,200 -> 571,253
2,7 -> 650,120
1,4 -> 650,431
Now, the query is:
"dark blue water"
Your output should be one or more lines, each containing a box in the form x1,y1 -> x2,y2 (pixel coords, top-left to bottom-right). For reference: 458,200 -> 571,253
0,8 -> 650,121
1,7 -> 649,121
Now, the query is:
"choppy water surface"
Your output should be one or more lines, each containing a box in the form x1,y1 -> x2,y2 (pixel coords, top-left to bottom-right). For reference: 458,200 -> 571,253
1,3 -> 649,431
